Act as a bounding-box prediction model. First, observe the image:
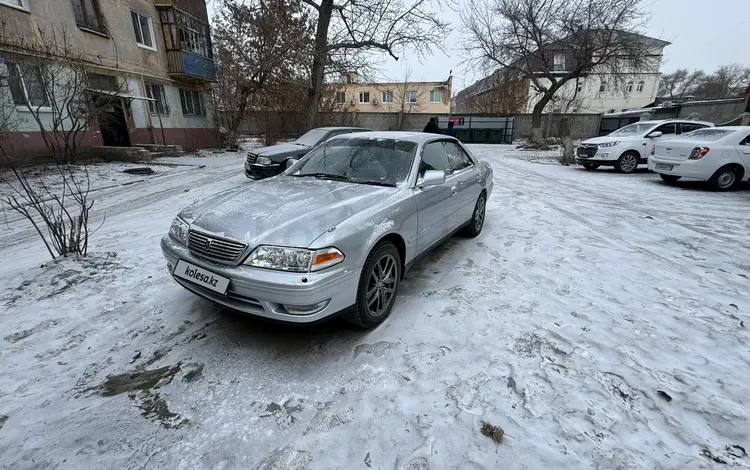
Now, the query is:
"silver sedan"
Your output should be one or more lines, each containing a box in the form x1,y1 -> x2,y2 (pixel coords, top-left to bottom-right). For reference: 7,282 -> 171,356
161,132 -> 493,328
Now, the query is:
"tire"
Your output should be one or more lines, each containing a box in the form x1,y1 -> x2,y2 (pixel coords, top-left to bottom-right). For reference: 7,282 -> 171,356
582,163 -> 599,170
615,152 -> 640,174
345,242 -> 401,328
708,166 -> 741,191
659,174 -> 681,183
462,192 -> 486,238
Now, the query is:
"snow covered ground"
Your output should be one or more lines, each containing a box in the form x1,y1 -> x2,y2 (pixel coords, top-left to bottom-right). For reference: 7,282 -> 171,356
1,145 -> 749,469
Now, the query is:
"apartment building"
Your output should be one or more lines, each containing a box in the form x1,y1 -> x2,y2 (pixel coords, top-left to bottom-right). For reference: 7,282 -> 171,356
0,0 -> 218,162
455,34 -> 669,115
331,72 -> 452,115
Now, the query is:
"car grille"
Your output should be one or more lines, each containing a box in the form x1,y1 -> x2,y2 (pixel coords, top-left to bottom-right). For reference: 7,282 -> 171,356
188,230 -> 247,263
246,153 -> 257,165
576,144 -> 598,158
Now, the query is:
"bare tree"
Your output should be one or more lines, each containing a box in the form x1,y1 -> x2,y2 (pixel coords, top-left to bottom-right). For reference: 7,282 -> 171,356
462,0 -> 655,144
658,69 -> 706,102
0,24 -> 104,258
696,63 -> 750,99
300,0 -> 451,129
212,0 -> 314,147
457,70 -> 528,114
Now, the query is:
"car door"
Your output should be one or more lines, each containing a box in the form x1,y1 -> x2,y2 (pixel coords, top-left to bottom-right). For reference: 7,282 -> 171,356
444,141 -> 481,224
736,131 -> 750,169
413,141 -> 458,252
679,122 -> 708,135
644,123 -> 677,159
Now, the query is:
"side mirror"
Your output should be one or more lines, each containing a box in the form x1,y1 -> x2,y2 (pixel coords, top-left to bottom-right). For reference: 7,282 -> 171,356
285,158 -> 298,169
647,131 -> 663,138
419,169 -> 446,188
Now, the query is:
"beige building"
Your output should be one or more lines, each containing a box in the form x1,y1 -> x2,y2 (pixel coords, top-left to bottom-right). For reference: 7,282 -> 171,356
331,72 -> 452,114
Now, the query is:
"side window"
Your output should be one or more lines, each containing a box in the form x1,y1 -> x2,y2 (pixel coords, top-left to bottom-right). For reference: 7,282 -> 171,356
680,123 -> 705,134
419,142 -> 451,179
741,134 -> 750,145
444,142 -> 473,171
655,123 -> 676,135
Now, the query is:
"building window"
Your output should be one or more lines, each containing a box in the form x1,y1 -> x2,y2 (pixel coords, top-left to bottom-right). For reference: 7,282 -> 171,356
636,80 -> 644,92
599,81 -> 607,93
406,90 -> 418,103
7,62 -> 49,108
382,90 -> 393,103
626,81 -> 634,93
131,11 -> 156,50
359,91 -> 370,103
71,0 -> 105,33
88,73 -> 118,91
145,83 -> 169,115
335,91 -> 346,104
179,89 -> 206,116
429,89 -> 441,103
553,53 -> 566,71
0,0 -> 28,10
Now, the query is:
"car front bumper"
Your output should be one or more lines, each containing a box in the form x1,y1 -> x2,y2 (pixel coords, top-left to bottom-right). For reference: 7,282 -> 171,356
161,235 -> 360,323
244,162 -> 280,179
648,156 -> 717,181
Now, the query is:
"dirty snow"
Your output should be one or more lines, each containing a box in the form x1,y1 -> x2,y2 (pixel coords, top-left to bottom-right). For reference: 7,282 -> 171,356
0,145 -> 749,469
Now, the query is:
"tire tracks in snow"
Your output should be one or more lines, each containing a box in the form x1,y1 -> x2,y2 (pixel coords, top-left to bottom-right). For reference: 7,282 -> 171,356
495,159 -> 750,251
490,158 -> 749,290
1,165 -> 242,249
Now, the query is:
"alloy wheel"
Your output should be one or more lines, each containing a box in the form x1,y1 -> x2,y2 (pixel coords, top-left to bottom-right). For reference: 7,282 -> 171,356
474,196 -> 486,232
620,154 -> 637,173
366,254 -> 397,317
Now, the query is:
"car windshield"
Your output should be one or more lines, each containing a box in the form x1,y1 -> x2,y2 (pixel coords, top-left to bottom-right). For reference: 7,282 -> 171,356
683,129 -> 736,142
289,137 -> 418,186
294,129 -> 329,147
609,123 -> 660,137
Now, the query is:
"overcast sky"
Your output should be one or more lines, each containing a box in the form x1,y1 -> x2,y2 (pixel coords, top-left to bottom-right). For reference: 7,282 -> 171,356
208,0 -> 750,93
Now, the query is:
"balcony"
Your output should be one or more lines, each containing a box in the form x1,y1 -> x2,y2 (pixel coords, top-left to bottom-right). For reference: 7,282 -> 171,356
166,50 -> 216,82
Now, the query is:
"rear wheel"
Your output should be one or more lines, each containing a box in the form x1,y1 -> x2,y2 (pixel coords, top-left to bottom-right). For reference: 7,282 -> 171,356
462,192 -> 486,238
708,166 -> 741,191
345,242 -> 401,328
659,174 -> 681,183
615,152 -> 639,174
582,163 -> 599,170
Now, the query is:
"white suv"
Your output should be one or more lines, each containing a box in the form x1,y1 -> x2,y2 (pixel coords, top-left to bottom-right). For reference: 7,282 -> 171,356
576,120 -> 714,173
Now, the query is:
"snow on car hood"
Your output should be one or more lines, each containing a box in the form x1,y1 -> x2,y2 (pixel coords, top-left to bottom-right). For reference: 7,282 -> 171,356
250,142 -> 310,159
179,176 -> 398,248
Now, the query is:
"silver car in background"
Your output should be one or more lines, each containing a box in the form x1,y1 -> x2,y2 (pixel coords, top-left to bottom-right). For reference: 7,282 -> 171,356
161,132 -> 494,328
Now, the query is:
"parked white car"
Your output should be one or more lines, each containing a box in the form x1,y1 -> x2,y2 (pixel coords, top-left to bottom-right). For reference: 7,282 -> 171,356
648,126 -> 750,191
576,119 -> 714,173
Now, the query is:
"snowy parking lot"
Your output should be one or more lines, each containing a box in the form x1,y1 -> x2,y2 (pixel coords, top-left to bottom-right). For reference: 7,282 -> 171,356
1,145 -> 749,469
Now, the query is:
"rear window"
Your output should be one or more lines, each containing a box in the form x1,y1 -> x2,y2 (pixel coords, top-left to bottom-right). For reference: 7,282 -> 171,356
684,129 -> 736,142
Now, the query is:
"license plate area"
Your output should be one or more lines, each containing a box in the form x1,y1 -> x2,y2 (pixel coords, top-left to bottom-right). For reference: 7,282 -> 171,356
655,163 -> 673,171
173,260 -> 230,294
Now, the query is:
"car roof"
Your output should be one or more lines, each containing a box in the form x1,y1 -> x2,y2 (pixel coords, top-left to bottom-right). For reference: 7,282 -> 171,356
338,131 -> 458,144
627,119 -> 714,126
315,126 -> 372,131
696,126 -> 750,132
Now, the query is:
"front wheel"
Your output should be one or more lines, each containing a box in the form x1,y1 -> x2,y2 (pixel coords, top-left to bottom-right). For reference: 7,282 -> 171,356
582,163 -> 599,170
462,193 -> 486,238
708,166 -> 741,191
659,174 -> 681,183
345,242 -> 401,328
615,152 -> 639,174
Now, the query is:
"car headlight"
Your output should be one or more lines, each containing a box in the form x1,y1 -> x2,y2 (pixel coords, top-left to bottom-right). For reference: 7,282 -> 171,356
598,141 -> 621,148
245,246 -> 344,272
255,156 -> 273,165
169,217 -> 189,245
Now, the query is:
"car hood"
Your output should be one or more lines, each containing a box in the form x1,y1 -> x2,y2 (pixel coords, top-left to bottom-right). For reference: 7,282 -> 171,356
581,136 -> 636,145
250,142 -> 310,159
179,176 -> 399,248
